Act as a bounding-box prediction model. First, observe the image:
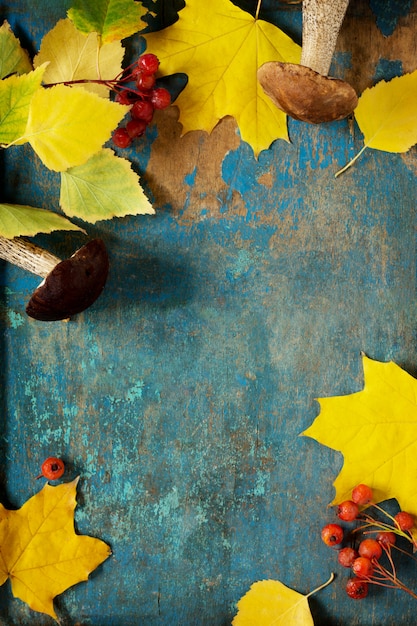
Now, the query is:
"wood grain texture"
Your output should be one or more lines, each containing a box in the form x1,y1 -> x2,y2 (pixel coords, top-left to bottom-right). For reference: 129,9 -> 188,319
1,1 -> 417,624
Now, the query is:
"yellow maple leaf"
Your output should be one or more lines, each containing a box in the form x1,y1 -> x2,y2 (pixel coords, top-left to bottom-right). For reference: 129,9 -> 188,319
34,18 -> 124,98
302,355 -> 417,519
232,575 -> 334,626
20,84 -> 129,171
337,70 -> 417,176
0,478 -> 111,620
143,0 -> 301,156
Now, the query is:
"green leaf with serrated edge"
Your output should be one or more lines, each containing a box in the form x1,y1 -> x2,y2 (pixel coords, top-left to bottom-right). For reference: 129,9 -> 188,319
0,21 -> 32,79
0,204 -> 84,238
68,0 -> 146,44
0,65 -> 46,145
21,84 -> 129,172
34,19 -> 124,99
60,148 -> 154,223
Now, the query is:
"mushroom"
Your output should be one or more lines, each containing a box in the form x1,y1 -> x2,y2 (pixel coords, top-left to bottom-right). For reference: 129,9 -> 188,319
0,236 -> 109,321
257,0 -> 358,124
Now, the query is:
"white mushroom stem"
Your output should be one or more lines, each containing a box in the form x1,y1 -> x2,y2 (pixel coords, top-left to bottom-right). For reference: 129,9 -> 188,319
301,0 -> 350,76
0,235 -> 61,278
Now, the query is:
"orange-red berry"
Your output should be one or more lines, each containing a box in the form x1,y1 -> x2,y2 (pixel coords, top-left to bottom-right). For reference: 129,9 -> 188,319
395,511 -> 414,531
321,523 -> 344,547
351,483 -> 373,505
337,500 -> 359,521
346,577 -> 369,599
40,457 -> 65,480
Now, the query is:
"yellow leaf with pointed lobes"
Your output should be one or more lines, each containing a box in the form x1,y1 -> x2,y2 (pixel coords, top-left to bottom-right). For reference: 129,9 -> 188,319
302,355 -> 417,524
0,478 -> 110,620
144,0 -> 301,156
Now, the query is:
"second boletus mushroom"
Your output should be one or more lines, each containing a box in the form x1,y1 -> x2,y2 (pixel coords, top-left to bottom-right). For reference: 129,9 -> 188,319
257,0 -> 358,124
0,236 -> 109,321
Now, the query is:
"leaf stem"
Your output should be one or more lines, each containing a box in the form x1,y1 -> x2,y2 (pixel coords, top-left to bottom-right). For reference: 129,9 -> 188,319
255,0 -> 262,20
306,572 -> 335,599
335,145 -> 367,177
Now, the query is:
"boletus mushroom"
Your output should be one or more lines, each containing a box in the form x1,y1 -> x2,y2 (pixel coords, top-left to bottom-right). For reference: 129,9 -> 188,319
257,0 -> 358,124
0,236 -> 109,321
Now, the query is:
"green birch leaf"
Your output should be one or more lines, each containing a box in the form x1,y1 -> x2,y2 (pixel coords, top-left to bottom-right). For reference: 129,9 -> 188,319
0,204 -> 83,238
67,0 -> 146,44
0,20 -> 32,79
60,148 -> 155,223
0,64 -> 46,145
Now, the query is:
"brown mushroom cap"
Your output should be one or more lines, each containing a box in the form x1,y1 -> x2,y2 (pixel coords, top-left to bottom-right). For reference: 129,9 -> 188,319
258,62 -> 358,124
26,239 -> 109,321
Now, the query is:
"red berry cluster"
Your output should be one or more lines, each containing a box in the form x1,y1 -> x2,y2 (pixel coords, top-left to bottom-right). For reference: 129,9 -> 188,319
111,53 -> 171,149
321,483 -> 417,600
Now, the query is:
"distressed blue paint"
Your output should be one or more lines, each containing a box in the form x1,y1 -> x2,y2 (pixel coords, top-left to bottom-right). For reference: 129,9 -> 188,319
1,1 -> 417,625
369,0 -> 413,36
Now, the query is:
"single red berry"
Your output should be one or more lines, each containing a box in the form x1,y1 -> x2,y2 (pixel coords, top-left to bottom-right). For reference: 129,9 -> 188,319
337,500 -> 359,521
352,556 -> 374,578
131,99 -> 154,123
346,577 -> 369,599
138,53 -> 160,75
338,547 -> 359,568
376,531 -> 396,548
151,87 -> 171,110
358,538 -> 383,560
395,511 -> 414,531
136,72 -> 156,91
40,457 -> 65,480
112,127 -> 132,148
321,523 -> 344,547
115,90 -> 132,105
126,118 -> 147,138
351,484 -> 373,505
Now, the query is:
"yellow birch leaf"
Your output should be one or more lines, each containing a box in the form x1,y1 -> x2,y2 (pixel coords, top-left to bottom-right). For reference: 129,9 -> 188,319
0,20 -> 32,79
143,0 -> 301,156
60,148 -> 154,222
0,478 -> 111,620
337,70 -> 417,175
21,84 -> 129,171
34,18 -> 124,98
67,0 -> 146,44
0,65 -> 46,145
0,203 -> 83,238
233,575 -> 334,626
302,355 -> 417,520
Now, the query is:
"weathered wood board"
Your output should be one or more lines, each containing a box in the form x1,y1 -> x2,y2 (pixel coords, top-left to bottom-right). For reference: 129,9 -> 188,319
1,1 -> 417,624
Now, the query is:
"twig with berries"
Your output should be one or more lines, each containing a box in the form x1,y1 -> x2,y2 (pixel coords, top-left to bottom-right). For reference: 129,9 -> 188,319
321,483 -> 417,600
44,53 -> 173,148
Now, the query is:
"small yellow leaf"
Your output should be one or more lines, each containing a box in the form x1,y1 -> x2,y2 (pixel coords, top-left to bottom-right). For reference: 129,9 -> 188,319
21,84 -> 129,171
337,70 -> 417,175
60,148 -> 155,222
34,18 -> 124,98
0,20 -> 32,79
0,203 -> 83,238
0,65 -> 46,145
302,355 -> 417,518
144,0 -> 301,156
233,579 -> 317,626
355,71 -> 417,153
0,478 -> 111,620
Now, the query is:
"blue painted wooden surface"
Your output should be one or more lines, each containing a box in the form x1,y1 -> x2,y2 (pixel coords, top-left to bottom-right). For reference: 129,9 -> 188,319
1,1 -> 417,624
